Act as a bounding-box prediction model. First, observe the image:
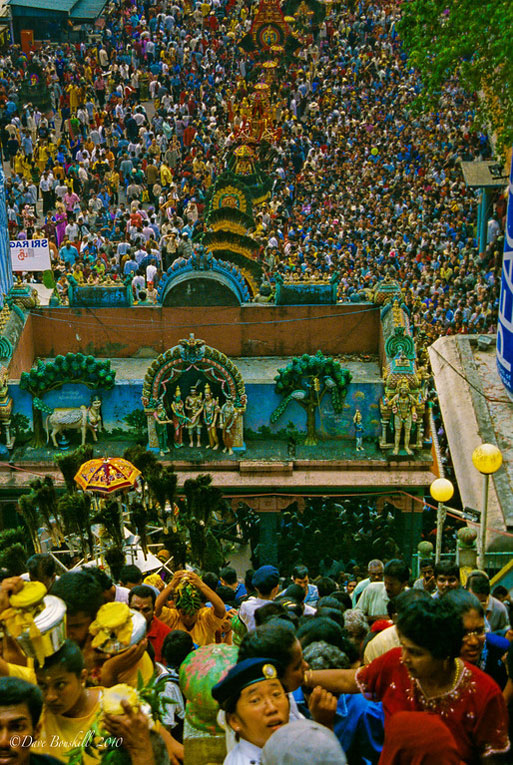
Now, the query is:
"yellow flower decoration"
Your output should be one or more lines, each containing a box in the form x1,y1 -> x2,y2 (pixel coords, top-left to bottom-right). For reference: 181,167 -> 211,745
89,603 -> 133,651
143,574 -> 163,590
0,582 -> 48,665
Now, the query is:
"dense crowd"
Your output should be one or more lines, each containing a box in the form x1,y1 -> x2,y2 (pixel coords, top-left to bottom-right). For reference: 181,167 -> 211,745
1,553 -> 513,764
0,0 -> 504,342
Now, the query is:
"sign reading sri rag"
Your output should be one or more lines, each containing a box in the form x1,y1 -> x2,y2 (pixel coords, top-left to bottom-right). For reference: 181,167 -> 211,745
10,238 -> 51,272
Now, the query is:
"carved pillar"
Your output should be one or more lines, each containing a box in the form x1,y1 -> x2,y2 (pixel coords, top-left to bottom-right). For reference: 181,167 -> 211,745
233,412 -> 245,450
145,410 -> 159,450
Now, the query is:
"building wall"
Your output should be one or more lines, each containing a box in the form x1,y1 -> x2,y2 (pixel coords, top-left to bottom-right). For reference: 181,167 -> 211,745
8,379 -> 382,441
28,305 -> 379,359
8,313 -> 34,379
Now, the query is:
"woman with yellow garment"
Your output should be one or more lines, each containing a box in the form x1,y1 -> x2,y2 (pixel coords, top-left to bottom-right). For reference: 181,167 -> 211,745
68,83 -> 82,114
21,154 -> 33,183
34,141 -> 47,174
13,149 -> 24,177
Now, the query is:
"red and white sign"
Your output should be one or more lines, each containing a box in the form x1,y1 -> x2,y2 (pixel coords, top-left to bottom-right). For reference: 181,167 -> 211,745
10,238 -> 51,272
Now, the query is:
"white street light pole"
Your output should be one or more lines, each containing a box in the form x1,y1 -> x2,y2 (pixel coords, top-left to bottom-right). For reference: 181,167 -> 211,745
430,478 -> 454,564
472,444 -> 503,571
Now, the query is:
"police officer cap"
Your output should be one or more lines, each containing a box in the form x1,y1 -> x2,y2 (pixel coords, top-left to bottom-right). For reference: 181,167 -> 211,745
212,658 -> 282,712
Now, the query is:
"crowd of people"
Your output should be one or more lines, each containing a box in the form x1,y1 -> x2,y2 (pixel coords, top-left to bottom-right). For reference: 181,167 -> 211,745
0,553 -> 512,763
0,0 -> 504,342
0,0 -> 508,759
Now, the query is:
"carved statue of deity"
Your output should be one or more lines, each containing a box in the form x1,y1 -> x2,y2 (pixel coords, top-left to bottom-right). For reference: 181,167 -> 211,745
154,398 -> 172,456
219,395 -> 239,455
171,387 -> 188,448
389,381 -> 418,455
353,409 -> 365,452
202,384 -> 220,450
0,367 -> 13,449
185,383 -> 203,447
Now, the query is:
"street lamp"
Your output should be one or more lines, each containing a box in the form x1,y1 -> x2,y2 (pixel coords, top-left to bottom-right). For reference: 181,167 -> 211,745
430,478 -> 454,564
472,443 -> 503,571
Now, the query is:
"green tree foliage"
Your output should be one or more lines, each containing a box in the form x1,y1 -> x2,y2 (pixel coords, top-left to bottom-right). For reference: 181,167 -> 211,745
54,445 -> 94,493
123,445 -> 159,480
92,499 -> 124,549
105,546 -> 126,583
20,353 -> 116,446
179,474 -> 227,571
123,409 -> 148,444
57,492 -> 94,557
20,354 -> 116,395
18,493 -> 41,553
130,500 -> 149,555
271,351 -> 351,445
0,544 -> 27,575
0,527 -> 32,576
398,0 -> 513,154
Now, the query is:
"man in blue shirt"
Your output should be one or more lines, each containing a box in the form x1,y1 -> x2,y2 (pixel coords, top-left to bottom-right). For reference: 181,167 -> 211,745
123,253 -> 139,276
59,241 -> 78,267
219,566 -> 247,604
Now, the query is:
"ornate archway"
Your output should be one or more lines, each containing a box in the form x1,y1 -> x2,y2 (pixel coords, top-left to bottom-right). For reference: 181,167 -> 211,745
157,257 -> 254,306
142,334 -> 247,452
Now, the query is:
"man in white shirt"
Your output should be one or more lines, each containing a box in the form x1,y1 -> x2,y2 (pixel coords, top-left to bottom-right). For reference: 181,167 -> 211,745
356,559 -> 409,624
239,566 -> 280,632
467,571 -> 510,632
351,559 -> 384,605
146,259 -> 158,285
132,271 -> 146,301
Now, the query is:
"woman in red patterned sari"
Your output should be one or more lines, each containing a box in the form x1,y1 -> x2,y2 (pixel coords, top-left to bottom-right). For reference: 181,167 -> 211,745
304,598 -> 509,764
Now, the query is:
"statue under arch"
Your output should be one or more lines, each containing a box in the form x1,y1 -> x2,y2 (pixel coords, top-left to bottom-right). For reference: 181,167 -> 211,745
141,334 -> 247,455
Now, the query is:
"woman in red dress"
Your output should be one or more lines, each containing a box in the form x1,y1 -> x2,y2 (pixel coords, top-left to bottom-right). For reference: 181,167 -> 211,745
304,598 -> 509,764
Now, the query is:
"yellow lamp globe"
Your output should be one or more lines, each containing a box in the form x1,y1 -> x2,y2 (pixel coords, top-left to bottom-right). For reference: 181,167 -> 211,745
472,444 -> 503,475
430,478 -> 454,503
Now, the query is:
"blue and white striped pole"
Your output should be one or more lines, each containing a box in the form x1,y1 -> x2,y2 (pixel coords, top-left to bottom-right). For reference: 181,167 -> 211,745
497,155 -> 513,396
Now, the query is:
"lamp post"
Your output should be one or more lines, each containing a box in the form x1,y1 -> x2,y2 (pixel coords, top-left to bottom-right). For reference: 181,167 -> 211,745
430,478 -> 454,564
472,443 -> 503,571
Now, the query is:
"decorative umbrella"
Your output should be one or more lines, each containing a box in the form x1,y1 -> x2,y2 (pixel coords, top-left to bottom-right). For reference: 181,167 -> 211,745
74,458 -> 141,495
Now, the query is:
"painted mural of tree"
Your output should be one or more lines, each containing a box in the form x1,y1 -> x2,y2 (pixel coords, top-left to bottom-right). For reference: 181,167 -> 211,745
271,351 -> 351,445
181,474 -> 228,572
20,353 -> 116,447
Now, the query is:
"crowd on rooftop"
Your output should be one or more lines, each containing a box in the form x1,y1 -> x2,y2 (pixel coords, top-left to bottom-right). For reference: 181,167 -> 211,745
0,0 -> 504,339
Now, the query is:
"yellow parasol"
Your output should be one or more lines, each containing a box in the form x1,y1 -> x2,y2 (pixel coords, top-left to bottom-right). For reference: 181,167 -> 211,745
74,458 -> 141,495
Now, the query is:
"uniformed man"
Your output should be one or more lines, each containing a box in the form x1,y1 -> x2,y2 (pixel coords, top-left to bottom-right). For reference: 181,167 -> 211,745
212,658 -> 289,765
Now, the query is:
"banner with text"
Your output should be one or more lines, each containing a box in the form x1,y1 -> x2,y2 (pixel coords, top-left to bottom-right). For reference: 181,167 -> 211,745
10,239 -> 51,272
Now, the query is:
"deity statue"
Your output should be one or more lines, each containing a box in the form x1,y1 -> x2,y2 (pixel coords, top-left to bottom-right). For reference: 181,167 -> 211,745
353,409 -> 365,452
171,387 -> 189,448
202,384 -> 220,450
390,381 -> 418,455
87,396 -> 103,441
185,383 -> 204,448
219,395 -> 239,455
0,367 -> 13,449
154,398 -> 172,456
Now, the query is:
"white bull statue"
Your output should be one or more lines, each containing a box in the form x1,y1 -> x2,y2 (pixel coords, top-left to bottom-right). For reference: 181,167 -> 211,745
43,398 -> 103,448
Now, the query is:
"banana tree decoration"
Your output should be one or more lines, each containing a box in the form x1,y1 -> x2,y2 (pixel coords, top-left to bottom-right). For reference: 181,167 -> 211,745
271,351 -> 352,445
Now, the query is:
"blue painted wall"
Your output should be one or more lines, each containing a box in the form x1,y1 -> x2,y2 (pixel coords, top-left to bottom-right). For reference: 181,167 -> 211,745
9,379 -> 382,440
245,382 -> 381,439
